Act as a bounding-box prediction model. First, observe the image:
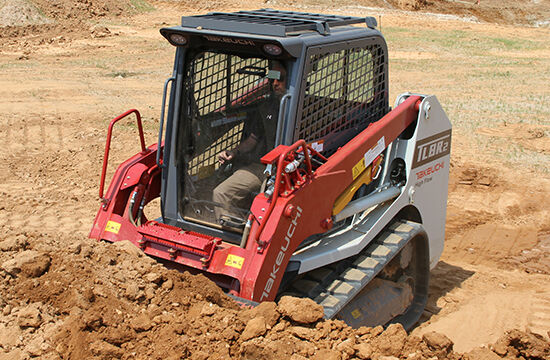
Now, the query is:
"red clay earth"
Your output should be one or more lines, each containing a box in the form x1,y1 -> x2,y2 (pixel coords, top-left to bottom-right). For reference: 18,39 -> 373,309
1,0 -> 549,359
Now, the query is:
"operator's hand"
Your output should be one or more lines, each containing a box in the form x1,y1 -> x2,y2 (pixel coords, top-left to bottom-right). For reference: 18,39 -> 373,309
218,150 -> 235,164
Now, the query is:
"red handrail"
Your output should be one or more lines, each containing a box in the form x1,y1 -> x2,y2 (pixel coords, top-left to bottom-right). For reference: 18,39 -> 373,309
99,109 -> 149,201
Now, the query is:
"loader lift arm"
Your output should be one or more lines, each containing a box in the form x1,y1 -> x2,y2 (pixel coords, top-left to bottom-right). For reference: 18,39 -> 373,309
242,95 -> 422,302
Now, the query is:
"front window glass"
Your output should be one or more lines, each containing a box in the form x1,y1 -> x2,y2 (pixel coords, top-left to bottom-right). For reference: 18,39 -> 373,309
178,52 -> 288,230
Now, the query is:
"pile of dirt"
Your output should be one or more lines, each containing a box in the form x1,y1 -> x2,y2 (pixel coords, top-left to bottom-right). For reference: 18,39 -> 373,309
0,0 -> 135,25
3,0 -> 550,47
0,0 -> 141,45
0,0 -> 52,27
389,0 -> 431,12
384,0 -> 548,25
374,0 -> 550,26
1,234 -> 549,359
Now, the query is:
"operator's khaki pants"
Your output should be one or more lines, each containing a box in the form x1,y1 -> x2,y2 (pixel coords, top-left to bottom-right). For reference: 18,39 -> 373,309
212,163 -> 264,221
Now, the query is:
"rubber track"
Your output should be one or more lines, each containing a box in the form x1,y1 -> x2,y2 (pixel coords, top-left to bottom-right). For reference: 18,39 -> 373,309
288,219 -> 423,319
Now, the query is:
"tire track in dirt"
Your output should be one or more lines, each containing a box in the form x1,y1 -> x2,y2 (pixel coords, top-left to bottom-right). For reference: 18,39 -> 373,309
2,114 -> 65,153
1,112 -> 103,240
444,165 -> 550,271
413,267 -> 550,352
452,224 -> 539,266
529,293 -> 550,339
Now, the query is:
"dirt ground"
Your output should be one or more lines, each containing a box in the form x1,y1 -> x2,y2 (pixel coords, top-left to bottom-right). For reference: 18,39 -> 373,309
0,0 -> 549,359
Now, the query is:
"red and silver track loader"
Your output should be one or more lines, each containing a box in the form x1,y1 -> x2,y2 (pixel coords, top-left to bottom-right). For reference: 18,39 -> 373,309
90,9 -> 451,329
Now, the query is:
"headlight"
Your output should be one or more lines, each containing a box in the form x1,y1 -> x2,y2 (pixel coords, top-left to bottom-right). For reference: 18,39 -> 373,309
263,44 -> 282,56
170,33 -> 188,46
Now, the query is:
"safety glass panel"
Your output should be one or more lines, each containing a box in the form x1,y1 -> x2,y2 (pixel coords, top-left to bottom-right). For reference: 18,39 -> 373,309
179,52 -> 284,230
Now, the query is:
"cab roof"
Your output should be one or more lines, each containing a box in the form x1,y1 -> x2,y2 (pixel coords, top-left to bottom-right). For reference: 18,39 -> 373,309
160,9 -> 382,58
179,9 -> 376,37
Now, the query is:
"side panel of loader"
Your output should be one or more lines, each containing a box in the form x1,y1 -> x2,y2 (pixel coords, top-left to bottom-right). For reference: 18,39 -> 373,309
283,94 -> 450,328
401,95 -> 451,267
292,94 -> 451,273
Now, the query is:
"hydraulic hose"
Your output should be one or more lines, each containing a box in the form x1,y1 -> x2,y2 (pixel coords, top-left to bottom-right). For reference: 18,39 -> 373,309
128,189 -> 138,226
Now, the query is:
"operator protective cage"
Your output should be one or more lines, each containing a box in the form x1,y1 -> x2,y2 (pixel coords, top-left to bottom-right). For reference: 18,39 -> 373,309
158,9 -> 389,243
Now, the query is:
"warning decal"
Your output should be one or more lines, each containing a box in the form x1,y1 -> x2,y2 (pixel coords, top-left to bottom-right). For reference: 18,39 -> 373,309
310,140 -> 324,153
351,309 -> 362,319
105,221 -> 121,234
352,158 -> 366,180
225,254 -> 245,270
364,137 -> 385,168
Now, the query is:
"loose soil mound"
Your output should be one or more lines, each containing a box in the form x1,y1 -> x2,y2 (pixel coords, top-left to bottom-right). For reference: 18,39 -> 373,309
1,235 -> 549,359
2,0 -> 549,46
0,0 -> 52,27
0,0 -> 140,44
386,0 -> 550,26
275,0 -> 550,26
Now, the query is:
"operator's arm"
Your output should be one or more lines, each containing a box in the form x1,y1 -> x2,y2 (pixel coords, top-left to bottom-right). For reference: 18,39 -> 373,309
218,134 -> 259,164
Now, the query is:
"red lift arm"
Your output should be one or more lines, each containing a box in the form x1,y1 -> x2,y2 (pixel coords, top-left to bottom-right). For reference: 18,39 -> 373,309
90,95 -> 422,302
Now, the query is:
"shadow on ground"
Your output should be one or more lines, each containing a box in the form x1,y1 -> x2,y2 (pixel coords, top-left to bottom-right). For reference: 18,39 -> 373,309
416,261 -> 475,326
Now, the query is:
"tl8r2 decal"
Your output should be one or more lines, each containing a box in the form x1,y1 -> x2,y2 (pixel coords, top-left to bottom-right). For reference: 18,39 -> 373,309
412,129 -> 451,169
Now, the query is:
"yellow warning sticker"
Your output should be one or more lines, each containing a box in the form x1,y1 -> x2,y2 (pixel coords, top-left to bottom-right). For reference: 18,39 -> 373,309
105,221 -> 121,234
225,254 -> 245,270
351,309 -> 362,319
352,158 -> 366,180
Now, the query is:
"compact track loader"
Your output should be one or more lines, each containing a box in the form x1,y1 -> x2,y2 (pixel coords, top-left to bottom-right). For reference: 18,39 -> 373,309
90,9 -> 451,329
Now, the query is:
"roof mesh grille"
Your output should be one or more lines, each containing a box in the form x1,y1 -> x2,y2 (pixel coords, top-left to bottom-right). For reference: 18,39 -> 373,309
181,9 -> 366,36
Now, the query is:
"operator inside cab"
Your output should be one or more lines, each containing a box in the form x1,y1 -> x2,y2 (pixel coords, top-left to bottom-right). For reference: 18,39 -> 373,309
213,61 -> 287,226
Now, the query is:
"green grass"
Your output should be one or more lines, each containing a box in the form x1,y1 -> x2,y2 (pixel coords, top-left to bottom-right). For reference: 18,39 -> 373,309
474,70 -> 512,79
488,37 -> 527,51
386,22 -> 550,174
492,141 -> 549,174
129,0 -> 155,13
385,27 -> 545,55
105,70 -> 140,78
0,61 -> 39,70
382,26 -> 410,35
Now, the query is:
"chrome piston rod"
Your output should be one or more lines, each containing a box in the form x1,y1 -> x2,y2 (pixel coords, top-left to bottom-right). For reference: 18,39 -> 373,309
333,186 -> 402,223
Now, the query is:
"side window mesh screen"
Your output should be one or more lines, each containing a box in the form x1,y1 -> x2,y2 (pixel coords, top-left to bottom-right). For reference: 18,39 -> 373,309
185,53 -> 268,177
296,44 -> 386,153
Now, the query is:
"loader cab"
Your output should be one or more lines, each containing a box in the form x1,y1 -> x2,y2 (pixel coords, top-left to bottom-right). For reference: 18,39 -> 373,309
174,52 -> 292,231
158,10 -> 389,242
